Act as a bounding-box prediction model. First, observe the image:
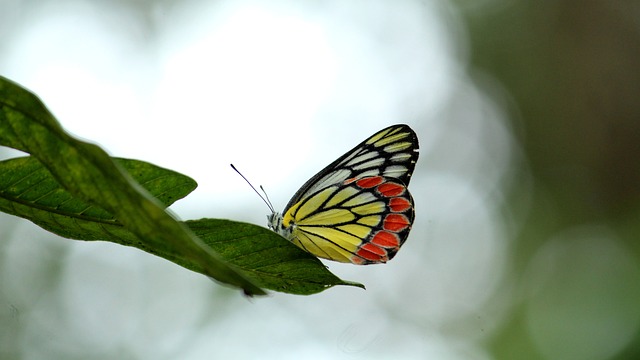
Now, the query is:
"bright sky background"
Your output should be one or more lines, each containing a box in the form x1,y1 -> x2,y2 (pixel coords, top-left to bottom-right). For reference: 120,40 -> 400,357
1,0 -> 520,359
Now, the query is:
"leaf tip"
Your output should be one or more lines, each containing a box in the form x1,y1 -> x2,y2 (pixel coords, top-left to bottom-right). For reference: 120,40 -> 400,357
342,280 -> 366,290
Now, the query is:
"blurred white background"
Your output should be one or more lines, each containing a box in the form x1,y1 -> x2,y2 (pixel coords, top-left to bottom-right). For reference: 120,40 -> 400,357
5,0 -> 636,359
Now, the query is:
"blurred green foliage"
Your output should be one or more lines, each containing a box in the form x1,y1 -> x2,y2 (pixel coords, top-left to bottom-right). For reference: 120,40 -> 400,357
463,1 -> 640,358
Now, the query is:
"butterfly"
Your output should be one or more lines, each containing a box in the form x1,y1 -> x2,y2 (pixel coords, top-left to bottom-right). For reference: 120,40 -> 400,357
264,124 -> 419,265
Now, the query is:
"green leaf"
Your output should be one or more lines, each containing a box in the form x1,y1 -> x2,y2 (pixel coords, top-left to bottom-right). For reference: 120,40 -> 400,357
186,219 -> 365,295
0,156 -> 195,241
0,75 -> 265,296
0,156 -> 364,294
0,75 -> 364,296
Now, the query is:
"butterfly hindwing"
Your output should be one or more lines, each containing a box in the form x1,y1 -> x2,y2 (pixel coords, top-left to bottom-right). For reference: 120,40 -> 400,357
283,176 -> 414,264
269,124 -> 419,265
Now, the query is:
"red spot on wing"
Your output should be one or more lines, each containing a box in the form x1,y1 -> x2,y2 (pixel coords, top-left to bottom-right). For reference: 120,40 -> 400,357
371,231 -> 400,248
389,197 -> 411,212
360,243 -> 386,256
354,243 -> 389,263
355,176 -> 384,188
345,176 -> 414,264
383,214 -> 410,232
377,182 -> 405,197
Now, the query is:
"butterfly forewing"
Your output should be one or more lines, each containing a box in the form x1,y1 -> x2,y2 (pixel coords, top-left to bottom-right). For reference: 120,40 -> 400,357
284,124 -> 419,210
271,124 -> 419,265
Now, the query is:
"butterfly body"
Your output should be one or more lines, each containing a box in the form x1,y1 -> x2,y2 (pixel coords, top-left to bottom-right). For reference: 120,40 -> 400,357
268,124 -> 419,265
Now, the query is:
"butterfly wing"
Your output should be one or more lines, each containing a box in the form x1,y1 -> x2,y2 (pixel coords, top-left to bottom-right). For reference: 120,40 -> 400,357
282,176 -> 414,264
284,124 -> 419,210
274,124 -> 419,265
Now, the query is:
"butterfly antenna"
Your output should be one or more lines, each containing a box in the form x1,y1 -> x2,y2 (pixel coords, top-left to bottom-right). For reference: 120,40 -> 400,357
230,164 -> 275,213
259,185 -> 276,213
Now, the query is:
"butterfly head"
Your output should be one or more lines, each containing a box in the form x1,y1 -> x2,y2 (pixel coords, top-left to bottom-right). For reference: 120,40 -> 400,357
266,212 -> 280,231
267,212 -> 293,239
